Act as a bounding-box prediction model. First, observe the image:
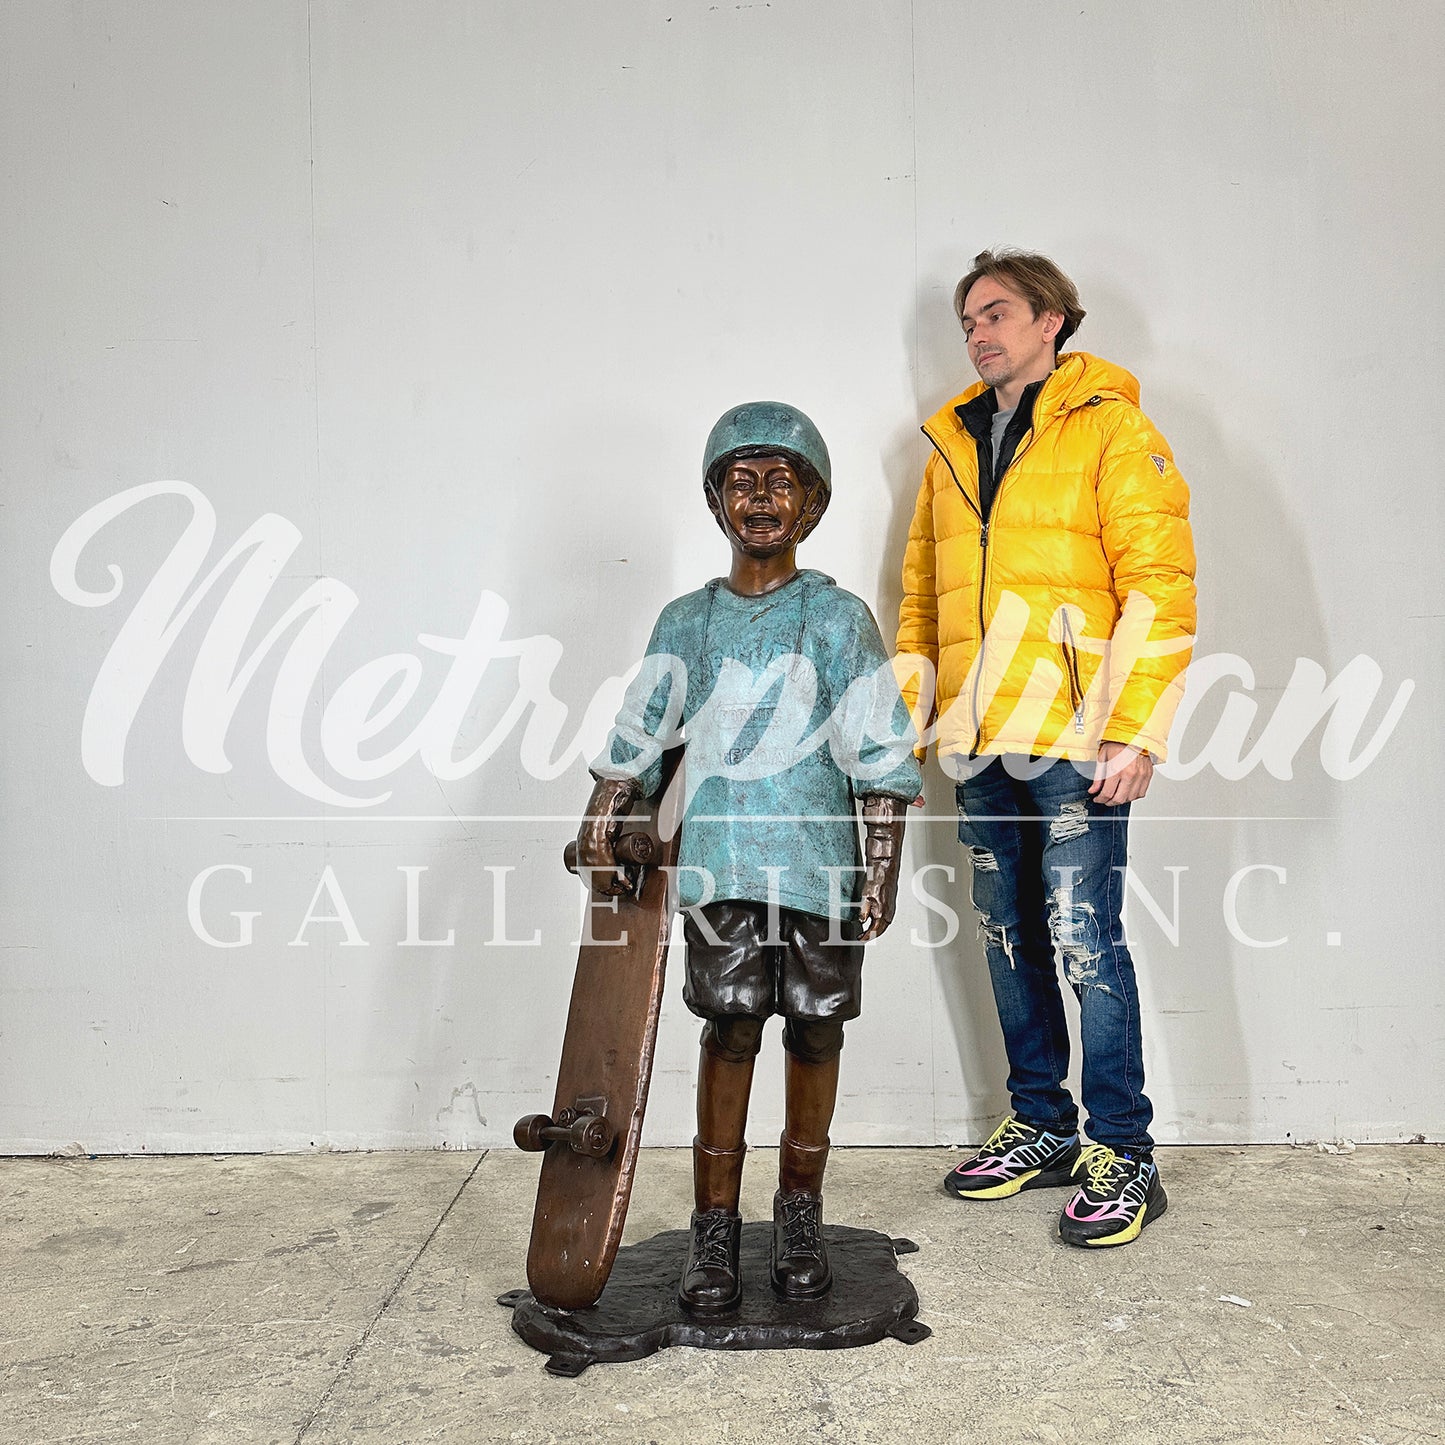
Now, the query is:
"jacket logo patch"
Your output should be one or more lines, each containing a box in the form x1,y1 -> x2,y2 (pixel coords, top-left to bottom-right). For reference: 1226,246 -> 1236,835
1150,454 -> 1167,475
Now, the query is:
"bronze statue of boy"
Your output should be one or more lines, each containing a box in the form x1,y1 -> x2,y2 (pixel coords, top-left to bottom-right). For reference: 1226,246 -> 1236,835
576,402 -> 921,1313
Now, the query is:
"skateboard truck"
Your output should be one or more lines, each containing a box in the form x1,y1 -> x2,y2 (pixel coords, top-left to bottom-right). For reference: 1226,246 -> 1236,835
515,1096 -> 617,1159
562,832 -> 656,897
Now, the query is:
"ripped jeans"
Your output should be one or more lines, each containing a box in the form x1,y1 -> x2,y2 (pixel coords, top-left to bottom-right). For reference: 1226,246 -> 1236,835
956,755 -> 1153,1151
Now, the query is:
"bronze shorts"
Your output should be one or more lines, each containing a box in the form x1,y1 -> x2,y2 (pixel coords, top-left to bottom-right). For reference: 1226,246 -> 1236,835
681,899 -> 863,1023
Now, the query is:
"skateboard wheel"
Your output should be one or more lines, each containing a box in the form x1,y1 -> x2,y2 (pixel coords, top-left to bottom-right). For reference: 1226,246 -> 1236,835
514,1113 -> 554,1152
569,1114 -> 616,1158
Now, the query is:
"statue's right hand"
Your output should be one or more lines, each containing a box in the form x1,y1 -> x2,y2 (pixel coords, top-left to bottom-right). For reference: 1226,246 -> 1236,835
575,821 -> 629,895
575,773 -> 644,896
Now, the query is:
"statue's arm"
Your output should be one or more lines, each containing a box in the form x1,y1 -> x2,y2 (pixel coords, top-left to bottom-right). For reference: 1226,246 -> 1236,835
856,793 -> 907,938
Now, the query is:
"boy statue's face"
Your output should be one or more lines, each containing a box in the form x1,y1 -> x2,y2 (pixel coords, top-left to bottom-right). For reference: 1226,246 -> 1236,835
708,453 -> 824,559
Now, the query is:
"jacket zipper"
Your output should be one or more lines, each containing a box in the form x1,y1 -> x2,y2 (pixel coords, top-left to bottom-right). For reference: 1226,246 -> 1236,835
922,424 -> 987,750
923,393 -> 1101,750
1058,394 -> 1105,736
923,419 -> 1041,752
1059,606 -> 1086,734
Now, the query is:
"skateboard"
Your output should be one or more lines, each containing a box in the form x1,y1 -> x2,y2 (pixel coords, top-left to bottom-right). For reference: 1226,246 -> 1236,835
515,751 -> 684,1310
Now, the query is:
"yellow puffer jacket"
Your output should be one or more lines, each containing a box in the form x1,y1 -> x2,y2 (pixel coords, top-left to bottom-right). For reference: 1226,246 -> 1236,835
896,352 -> 1196,763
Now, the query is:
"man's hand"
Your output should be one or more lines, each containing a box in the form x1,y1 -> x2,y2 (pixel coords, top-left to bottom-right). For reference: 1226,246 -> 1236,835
575,777 -> 642,895
858,795 -> 907,939
1089,741 -> 1153,806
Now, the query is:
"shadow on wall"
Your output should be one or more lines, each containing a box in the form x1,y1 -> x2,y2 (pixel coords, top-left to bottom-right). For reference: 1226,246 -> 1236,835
1089,273 -> 1335,1142
871,261 -> 1334,1145
872,274 -> 1012,1146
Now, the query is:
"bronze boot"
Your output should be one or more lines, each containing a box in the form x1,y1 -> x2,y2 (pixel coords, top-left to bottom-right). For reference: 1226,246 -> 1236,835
771,1051 -> 840,1299
678,1035 -> 754,1315
679,1139 -> 746,1314
771,1140 -> 832,1299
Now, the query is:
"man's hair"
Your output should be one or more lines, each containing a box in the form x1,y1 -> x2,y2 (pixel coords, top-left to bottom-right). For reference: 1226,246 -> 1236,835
953,249 -> 1086,350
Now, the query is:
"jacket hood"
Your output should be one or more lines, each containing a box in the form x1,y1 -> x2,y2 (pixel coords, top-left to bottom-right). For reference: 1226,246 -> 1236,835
925,352 -> 1141,437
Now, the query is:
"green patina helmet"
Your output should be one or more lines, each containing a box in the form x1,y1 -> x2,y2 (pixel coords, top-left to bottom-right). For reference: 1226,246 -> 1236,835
702,401 -> 832,503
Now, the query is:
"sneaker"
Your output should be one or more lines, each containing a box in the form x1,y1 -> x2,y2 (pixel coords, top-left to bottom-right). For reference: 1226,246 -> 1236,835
1058,1144 -> 1167,1247
678,1208 -> 742,1314
943,1117 -> 1082,1200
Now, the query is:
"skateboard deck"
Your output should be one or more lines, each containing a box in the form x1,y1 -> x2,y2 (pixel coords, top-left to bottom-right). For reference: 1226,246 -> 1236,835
516,752 -> 683,1310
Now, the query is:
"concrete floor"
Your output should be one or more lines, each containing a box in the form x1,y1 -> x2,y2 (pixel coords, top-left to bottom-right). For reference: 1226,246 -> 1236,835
2,1147 -> 1441,1445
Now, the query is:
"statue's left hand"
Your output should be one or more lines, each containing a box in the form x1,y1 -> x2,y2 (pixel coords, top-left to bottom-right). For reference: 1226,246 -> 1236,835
858,795 -> 907,940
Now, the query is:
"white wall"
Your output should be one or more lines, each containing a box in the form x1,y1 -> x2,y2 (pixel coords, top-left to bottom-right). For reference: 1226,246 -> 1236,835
2,0 -> 1440,1152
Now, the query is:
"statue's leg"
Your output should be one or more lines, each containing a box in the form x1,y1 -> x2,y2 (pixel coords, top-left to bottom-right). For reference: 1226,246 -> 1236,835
695,1015 -> 762,1209
769,901 -> 861,1300
677,1015 -> 761,1314
679,900 -> 773,1315
773,1018 -> 844,1298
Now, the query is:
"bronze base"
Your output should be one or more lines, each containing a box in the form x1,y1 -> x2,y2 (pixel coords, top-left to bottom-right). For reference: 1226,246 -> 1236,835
499,1223 -> 929,1377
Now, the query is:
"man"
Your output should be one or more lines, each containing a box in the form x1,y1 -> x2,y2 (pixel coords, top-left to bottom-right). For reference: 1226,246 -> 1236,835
896,250 -> 1196,1247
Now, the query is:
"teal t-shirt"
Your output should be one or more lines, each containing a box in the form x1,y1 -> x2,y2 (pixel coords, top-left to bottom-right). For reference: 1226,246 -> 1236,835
592,570 -> 921,920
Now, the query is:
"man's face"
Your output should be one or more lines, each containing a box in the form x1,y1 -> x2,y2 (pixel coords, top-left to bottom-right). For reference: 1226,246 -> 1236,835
711,453 -> 815,557
960,274 -> 1062,392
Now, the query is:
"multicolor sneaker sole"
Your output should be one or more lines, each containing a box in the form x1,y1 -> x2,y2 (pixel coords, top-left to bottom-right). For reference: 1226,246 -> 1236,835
1058,1145 -> 1168,1247
944,1118 -> 1082,1201
1076,1188 -> 1167,1246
